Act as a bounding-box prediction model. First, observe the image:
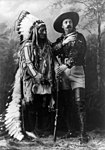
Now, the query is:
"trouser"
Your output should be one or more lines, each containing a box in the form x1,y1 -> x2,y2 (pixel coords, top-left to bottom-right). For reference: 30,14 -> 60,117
34,94 -> 52,130
23,102 -> 36,132
24,94 -> 52,132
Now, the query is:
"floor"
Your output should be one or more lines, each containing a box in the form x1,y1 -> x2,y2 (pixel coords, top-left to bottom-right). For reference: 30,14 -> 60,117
0,129 -> 105,150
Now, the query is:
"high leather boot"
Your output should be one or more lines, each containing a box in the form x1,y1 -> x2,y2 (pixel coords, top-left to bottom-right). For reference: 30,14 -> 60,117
61,90 -> 77,138
74,88 -> 89,144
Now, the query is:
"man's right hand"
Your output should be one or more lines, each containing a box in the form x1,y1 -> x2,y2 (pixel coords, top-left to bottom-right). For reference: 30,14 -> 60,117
62,34 -> 76,45
34,73 -> 42,83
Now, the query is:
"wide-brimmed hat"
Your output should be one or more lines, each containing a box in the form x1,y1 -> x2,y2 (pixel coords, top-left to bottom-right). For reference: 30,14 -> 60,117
53,12 -> 79,33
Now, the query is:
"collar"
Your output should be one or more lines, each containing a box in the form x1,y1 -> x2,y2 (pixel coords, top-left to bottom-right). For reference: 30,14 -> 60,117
62,31 -> 77,41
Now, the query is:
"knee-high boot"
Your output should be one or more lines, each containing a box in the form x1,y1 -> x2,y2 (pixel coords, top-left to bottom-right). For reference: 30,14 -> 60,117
61,90 -> 77,138
74,88 -> 89,143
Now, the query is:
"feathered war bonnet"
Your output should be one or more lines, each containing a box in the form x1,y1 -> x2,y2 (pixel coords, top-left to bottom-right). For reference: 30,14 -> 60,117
16,10 -> 46,45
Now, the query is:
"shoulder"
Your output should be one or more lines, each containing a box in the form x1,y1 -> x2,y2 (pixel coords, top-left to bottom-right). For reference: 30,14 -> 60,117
19,40 -> 32,53
47,39 -> 52,46
54,35 -> 63,44
24,40 -> 32,47
76,32 -> 86,41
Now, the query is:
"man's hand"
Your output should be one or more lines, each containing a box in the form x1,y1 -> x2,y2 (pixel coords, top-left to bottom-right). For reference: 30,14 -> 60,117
55,64 -> 67,76
62,34 -> 76,46
34,73 -> 42,83
48,97 -> 55,112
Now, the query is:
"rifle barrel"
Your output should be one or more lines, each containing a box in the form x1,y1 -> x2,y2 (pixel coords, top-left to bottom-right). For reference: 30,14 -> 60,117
53,78 -> 59,142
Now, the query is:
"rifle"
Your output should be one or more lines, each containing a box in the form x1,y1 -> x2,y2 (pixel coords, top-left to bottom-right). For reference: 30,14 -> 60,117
53,76 -> 59,142
53,54 -> 62,142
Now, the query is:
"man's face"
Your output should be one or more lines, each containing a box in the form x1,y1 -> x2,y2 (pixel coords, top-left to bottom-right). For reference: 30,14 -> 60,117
62,18 -> 73,34
38,25 -> 47,39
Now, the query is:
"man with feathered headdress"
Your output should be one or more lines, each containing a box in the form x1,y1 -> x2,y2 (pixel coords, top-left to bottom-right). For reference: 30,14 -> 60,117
4,11 -> 55,141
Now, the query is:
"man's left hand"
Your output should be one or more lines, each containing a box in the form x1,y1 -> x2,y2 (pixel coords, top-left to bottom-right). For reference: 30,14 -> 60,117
55,64 -> 67,76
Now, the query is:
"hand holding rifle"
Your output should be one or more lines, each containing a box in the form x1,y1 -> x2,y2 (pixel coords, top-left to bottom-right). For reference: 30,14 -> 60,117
55,64 -> 68,76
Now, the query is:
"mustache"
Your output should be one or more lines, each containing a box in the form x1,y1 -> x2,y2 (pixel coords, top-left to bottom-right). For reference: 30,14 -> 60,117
67,25 -> 72,28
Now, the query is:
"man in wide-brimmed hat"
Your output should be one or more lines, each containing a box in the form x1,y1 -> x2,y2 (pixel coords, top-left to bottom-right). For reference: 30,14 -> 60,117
52,11 -> 89,143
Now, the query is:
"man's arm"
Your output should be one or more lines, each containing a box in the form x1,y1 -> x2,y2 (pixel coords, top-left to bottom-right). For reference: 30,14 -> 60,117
72,32 -> 87,66
77,33 -> 87,66
24,43 -> 37,77
24,43 -> 42,82
52,38 -> 63,55
52,34 -> 76,55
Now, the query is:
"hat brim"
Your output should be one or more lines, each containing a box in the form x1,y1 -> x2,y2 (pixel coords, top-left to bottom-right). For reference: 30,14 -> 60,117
53,12 -> 79,33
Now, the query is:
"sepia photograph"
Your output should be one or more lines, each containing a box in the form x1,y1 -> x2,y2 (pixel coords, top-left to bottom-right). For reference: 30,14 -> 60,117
0,0 -> 105,149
